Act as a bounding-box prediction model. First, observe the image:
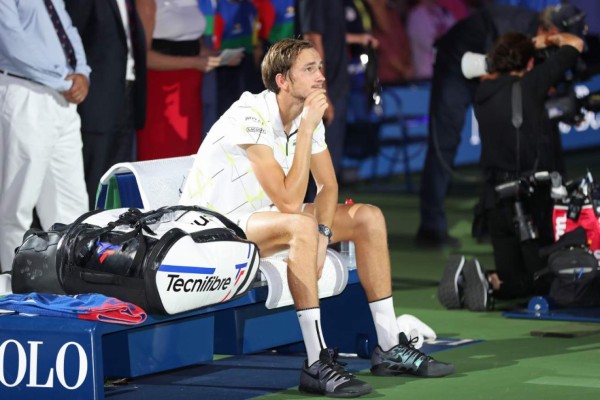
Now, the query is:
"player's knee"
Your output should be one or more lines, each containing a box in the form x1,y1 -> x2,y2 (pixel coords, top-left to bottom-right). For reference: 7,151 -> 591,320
288,213 -> 318,247
355,204 -> 386,234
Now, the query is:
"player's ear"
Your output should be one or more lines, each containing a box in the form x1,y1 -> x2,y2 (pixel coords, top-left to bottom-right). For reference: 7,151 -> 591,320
275,72 -> 288,91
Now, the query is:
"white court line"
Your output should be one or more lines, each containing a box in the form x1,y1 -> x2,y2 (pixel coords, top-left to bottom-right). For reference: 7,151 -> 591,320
527,376 -> 600,389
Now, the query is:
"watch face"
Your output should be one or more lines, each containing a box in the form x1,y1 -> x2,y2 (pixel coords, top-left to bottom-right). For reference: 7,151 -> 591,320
319,224 -> 332,239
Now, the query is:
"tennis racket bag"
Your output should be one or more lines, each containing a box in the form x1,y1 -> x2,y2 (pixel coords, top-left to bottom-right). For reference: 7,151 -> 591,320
11,206 -> 260,315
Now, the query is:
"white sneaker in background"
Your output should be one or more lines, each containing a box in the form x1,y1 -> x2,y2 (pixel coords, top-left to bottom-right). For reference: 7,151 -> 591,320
396,314 -> 437,349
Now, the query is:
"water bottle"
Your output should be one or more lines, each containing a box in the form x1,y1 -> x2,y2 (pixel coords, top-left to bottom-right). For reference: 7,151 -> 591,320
340,198 -> 356,270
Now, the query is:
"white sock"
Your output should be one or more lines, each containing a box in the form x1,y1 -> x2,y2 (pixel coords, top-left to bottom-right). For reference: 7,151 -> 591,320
297,307 -> 327,365
369,296 -> 401,351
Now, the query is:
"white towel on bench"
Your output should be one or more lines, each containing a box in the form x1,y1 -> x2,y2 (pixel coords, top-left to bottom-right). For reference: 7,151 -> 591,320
99,156 -> 195,209
259,249 -> 349,309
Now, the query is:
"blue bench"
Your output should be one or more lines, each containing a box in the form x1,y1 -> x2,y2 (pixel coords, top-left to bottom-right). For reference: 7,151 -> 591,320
0,297 -> 236,400
0,160 -> 377,400
0,271 -> 374,400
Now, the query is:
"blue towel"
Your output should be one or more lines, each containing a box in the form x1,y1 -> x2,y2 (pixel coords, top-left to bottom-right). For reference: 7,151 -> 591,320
0,292 -> 146,325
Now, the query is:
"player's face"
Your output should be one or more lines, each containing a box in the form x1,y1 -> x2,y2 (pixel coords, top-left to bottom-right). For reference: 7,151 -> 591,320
288,48 -> 325,99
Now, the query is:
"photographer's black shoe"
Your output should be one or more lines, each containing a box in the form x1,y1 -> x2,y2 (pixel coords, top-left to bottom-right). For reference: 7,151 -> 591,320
415,229 -> 461,249
463,258 -> 492,311
438,255 -> 466,309
299,348 -> 372,398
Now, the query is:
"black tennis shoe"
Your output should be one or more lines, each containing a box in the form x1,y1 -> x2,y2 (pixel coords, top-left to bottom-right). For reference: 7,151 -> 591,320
438,254 -> 466,309
299,348 -> 372,398
370,333 -> 455,377
463,258 -> 492,311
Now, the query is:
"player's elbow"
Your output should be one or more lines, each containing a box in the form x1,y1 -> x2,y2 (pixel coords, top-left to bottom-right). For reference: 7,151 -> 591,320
277,200 -> 304,214
318,180 -> 338,196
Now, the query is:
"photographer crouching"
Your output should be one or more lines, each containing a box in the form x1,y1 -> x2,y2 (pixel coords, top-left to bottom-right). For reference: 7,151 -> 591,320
439,31 -> 584,311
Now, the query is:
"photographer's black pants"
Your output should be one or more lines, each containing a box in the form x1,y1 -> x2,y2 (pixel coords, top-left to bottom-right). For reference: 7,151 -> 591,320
485,186 -> 554,299
418,64 -> 478,235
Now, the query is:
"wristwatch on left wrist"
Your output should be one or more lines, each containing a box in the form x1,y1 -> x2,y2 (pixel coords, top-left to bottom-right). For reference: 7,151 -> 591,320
318,224 -> 332,243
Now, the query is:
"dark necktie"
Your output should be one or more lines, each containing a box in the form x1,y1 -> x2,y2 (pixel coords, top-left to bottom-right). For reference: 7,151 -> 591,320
43,0 -> 77,70
124,0 -> 137,42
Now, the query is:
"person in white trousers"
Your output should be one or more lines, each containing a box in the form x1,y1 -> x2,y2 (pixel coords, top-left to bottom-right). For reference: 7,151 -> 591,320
0,1 -> 90,272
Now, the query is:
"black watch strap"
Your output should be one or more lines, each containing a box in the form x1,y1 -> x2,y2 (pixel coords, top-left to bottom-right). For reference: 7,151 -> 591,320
318,224 -> 332,243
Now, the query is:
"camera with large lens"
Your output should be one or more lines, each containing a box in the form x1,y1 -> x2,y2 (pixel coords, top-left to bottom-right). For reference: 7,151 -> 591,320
513,200 -> 538,241
495,172 -> 551,242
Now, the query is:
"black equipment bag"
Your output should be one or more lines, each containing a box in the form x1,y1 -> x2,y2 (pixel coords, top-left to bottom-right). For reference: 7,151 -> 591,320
546,247 -> 600,307
538,227 -> 600,307
11,206 -> 261,315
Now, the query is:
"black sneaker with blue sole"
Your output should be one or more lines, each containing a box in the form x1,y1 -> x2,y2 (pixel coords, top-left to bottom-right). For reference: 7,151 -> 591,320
299,348 -> 372,398
370,333 -> 455,378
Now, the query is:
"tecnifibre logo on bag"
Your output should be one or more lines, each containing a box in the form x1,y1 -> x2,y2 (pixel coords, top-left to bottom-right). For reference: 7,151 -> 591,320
160,265 -> 242,293
155,238 -> 257,314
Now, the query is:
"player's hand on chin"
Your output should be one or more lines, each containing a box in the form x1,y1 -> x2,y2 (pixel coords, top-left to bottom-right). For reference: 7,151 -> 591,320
302,88 -> 328,130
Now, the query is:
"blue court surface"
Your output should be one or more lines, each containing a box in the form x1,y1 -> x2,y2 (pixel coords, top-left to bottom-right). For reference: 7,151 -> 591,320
105,338 -> 480,400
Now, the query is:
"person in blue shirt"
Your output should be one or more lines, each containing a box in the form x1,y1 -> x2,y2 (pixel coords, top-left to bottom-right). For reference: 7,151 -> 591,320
0,0 -> 91,272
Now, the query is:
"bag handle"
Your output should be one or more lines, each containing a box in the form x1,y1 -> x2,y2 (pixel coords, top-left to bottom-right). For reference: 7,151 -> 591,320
75,206 -> 245,239
159,205 -> 247,239
71,208 -> 161,253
